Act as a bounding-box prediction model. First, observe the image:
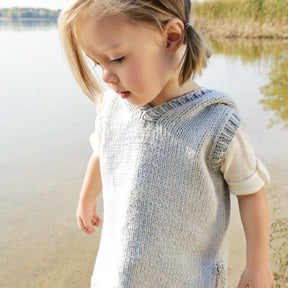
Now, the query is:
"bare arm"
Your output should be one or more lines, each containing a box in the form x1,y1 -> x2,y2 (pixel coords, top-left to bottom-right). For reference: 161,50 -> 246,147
77,153 -> 102,235
237,188 -> 275,288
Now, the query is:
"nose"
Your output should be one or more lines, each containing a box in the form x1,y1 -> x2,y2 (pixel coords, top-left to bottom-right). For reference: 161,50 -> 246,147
101,68 -> 118,84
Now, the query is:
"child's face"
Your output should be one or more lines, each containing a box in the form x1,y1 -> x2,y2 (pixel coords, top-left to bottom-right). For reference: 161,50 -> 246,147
76,15 -> 180,107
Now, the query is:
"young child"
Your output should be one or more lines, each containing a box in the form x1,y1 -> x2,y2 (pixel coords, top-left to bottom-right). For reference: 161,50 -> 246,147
59,0 -> 275,287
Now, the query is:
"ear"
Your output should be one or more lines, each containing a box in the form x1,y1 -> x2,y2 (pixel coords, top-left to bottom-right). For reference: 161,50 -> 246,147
163,18 -> 185,56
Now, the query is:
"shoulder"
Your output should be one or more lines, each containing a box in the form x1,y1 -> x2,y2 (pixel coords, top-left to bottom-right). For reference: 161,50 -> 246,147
179,88 -> 242,132
170,88 -> 240,119
199,88 -> 242,128
201,89 -> 243,170
201,88 -> 239,114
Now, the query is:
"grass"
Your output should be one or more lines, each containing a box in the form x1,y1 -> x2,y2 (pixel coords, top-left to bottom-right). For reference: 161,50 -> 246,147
191,0 -> 288,39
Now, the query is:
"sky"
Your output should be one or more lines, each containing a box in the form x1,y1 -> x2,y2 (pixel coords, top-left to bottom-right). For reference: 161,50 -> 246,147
0,0 -> 68,9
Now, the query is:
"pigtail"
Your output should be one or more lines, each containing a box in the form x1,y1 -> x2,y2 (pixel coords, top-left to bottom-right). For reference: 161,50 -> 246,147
179,24 -> 212,85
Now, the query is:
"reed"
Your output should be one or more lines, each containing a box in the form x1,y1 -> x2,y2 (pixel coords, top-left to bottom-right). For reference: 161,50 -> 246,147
192,0 -> 288,22
191,0 -> 288,39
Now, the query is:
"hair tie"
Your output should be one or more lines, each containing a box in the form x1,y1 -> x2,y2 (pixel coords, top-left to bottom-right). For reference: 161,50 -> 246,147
184,22 -> 193,30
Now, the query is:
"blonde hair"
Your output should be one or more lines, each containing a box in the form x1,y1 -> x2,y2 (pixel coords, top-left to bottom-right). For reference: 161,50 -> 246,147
58,0 -> 211,104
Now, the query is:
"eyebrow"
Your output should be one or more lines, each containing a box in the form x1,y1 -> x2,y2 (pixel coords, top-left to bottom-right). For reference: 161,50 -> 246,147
104,42 -> 123,51
83,42 -> 125,63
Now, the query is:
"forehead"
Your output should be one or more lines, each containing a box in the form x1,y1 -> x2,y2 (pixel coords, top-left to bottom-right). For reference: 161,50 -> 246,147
75,14 -> 162,59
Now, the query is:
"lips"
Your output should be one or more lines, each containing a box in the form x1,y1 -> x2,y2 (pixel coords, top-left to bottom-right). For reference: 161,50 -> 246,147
117,91 -> 131,99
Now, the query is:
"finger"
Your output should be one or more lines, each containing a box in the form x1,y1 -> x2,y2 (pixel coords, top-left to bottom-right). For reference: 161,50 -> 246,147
78,217 -> 87,232
77,216 -> 84,230
92,219 -> 101,227
83,218 -> 96,233
92,213 -> 101,221
78,217 -> 95,234
237,280 -> 248,288
92,215 -> 102,226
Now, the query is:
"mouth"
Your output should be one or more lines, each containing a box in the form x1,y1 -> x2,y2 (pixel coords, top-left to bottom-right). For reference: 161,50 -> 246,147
116,91 -> 131,99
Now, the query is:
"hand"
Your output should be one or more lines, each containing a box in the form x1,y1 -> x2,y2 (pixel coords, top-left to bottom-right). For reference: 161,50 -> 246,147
238,264 -> 275,288
77,198 -> 102,235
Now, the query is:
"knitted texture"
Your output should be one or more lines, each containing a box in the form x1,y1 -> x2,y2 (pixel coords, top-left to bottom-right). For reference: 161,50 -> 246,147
91,88 -> 241,288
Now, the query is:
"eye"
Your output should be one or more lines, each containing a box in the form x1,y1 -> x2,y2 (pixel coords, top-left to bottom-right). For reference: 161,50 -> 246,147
111,56 -> 125,64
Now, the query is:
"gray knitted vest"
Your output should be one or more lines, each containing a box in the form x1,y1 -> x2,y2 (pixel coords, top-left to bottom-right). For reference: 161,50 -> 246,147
91,88 -> 241,288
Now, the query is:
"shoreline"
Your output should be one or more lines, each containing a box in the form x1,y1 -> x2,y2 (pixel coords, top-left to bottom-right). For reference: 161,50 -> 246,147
192,17 -> 288,40
1,17 -> 287,39
0,17 -> 57,21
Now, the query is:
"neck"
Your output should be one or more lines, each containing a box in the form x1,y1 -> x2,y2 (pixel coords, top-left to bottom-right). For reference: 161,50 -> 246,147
149,79 -> 200,107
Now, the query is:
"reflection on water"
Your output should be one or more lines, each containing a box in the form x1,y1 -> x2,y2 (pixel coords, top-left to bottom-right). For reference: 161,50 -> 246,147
260,57 -> 288,128
0,18 -> 58,31
209,39 -> 288,63
209,39 -> 288,129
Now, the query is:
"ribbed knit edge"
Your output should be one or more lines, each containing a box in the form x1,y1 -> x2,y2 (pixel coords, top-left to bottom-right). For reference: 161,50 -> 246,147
209,111 -> 242,171
124,87 -> 213,121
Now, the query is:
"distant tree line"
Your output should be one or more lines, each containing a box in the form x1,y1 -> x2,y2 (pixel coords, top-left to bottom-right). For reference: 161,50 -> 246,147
0,8 -> 61,21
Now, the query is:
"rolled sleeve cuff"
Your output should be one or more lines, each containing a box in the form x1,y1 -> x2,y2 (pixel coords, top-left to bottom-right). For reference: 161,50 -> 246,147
228,158 -> 270,196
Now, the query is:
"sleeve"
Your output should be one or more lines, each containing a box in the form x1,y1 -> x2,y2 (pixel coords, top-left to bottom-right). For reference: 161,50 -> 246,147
220,124 -> 270,196
89,105 -> 103,156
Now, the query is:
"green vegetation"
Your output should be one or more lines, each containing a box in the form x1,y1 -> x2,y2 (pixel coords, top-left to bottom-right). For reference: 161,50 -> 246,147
191,0 -> 288,39
208,39 -> 288,129
192,0 -> 288,22
260,58 -> 288,129
0,8 -> 60,21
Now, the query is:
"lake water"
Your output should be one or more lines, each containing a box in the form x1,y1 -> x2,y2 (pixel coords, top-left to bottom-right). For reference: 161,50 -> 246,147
0,21 -> 287,288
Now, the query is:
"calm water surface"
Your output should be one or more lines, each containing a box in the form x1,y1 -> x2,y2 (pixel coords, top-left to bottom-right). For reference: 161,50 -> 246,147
0,22 -> 287,287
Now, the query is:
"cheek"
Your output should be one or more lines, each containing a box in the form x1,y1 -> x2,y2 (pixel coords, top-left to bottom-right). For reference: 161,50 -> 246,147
121,61 -> 147,88
121,50 -> 167,91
